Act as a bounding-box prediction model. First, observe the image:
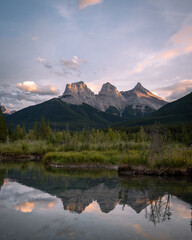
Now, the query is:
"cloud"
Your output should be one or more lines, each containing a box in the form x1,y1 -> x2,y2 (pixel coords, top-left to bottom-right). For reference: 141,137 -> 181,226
0,82 -> 59,111
86,81 -> 103,93
60,56 -> 87,69
55,71 -> 73,77
55,4 -> 73,19
35,57 -> 53,69
59,56 -> 87,77
16,81 -> 59,96
127,25 -> 192,75
32,36 -> 38,41
153,79 -> 192,101
0,180 -> 59,213
79,0 -> 103,9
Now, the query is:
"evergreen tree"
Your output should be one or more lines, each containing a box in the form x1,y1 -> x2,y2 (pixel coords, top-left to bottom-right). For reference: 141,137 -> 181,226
39,116 -> 49,139
139,126 -> 146,142
0,106 -> 7,142
46,120 -> 51,136
33,121 -> 38,140
65,122 -> 70,149
22,121 -> 26,138
8,121 -> 13,141
14,124 -> 23,140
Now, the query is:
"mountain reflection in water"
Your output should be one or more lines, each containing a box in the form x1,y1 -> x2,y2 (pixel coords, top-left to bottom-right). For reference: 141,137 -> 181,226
0,162 -> 192,240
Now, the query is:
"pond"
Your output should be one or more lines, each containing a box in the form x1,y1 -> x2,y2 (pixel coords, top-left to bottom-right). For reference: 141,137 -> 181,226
0,162 -> 192,240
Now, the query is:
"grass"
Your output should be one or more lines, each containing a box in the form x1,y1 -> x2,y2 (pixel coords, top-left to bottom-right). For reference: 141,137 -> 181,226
44,144 -> 192,169
0,140 -> 54,155
43,150 -> 147,166
0,140 -> 191,170
150,144 -> 192,168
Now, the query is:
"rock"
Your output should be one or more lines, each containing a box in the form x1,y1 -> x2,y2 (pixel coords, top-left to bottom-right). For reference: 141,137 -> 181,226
1,105 -> 16,115
59,81 -> 167,115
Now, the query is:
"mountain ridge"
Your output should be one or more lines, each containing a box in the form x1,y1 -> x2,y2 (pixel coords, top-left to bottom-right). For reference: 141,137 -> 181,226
116,92 -> 192,127
6,98 -> 123,130
60,81 -> 167,116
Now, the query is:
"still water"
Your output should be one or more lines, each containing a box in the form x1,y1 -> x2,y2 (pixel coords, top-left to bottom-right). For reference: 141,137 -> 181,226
0,162 -> 191,240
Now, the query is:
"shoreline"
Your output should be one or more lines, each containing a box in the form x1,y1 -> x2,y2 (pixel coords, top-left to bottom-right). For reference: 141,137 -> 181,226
0,154 -> 192,176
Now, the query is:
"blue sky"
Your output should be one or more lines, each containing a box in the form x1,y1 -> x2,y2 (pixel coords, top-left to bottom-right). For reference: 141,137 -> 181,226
0,0 -> 192,110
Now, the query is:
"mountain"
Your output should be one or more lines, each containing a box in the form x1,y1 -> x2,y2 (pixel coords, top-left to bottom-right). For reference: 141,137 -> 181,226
6,98 -> 123,130
121,82 -> 166,110
5,81 -> 169,130
60,81 -> 167,119
117,92 -> 192,126
1,105 -> 16,115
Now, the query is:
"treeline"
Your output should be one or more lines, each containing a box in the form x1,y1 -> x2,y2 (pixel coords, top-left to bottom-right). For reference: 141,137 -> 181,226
115,122 -> 192,146
0,106 -> 192,147
0,107 -> 51,142
0,116 -> 51,143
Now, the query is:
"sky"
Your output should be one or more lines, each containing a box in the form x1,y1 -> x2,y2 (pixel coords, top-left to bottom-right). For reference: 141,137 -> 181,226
0,0 -> 192,110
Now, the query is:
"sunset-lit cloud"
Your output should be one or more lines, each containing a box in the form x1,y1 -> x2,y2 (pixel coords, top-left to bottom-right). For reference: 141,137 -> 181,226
0,180 -> 60,214
86,81 -> 103,93
16,81 -> 59,96
79,0 -> 103,9
0,83 -> 58,110
172,200 -> 192,219
153,79 -> 192,101
127,26 -> 192,75
14,202 -> 35,213
0,0 -> 192,110
14,200 -> 56,213
84,201 -> 101,213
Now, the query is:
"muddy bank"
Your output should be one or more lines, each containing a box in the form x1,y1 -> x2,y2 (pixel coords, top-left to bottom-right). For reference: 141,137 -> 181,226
0,154 -> 42,162
118,165 -> 192,176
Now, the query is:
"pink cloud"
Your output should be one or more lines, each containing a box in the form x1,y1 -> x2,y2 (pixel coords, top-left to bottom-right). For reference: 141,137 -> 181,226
153,79 -> 192,101
16,81 -> 59,96
79,0 -> 103,9
127,26 -> 192,75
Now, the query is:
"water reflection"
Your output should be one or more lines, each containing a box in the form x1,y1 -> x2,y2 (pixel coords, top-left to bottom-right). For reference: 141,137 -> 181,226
119,176 -> 192,228
0,162 -> 192,240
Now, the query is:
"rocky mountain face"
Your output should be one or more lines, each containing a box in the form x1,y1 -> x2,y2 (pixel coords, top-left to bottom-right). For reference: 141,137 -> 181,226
60,81 -> 167,117
120,82 -> 166,110
1,105 -> 16,115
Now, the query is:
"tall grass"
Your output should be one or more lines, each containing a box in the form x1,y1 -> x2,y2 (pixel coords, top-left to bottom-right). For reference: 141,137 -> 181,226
0,140 -> 54,155
0,126 -> 192,170
44,144 -> 192,169
43,150 -> 143,165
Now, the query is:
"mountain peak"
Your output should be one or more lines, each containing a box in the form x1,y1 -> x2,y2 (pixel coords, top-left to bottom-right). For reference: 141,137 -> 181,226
0,105 -> 15,114
63,81 -> 94,96
134,82 -> 144,90
60,80 -> 167,113
60,81 -> 96,106
99,82 -> 121,97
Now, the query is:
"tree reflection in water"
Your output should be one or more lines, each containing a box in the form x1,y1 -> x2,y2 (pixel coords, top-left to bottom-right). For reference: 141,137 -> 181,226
0,162 -> 192,231
119,176 -> 192,228
145,194 -> 171,226
190,207 -> 192,232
